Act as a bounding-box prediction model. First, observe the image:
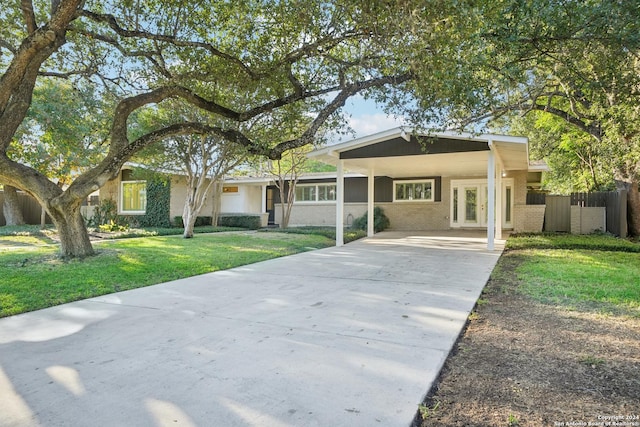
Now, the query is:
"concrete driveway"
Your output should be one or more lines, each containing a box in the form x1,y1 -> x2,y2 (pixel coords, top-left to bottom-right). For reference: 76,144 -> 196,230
0,231 -> 504,427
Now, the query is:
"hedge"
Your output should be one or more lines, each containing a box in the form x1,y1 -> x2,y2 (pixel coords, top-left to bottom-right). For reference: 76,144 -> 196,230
217,215 -> 262,229
173,216 -> 214,228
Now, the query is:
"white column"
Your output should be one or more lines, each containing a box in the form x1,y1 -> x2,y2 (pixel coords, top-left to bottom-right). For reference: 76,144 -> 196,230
336,159 -> 344,246
261,185 -> 267,213
367,168 -> 374,237
487,146 -> 495,250
495,160 -> 503,240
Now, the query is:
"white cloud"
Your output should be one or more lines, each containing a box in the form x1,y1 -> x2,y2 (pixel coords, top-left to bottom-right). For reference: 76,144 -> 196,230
326,112 -> 408,145
347,113 -> 407,138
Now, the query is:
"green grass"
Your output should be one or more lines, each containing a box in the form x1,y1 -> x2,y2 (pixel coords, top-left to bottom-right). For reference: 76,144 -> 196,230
260,226 -> 367,243
507,232 -> 640,252
506,233 -> 640,316
0,231 -> 334,317
0,225 -> 57,247
91,225 -> 244,239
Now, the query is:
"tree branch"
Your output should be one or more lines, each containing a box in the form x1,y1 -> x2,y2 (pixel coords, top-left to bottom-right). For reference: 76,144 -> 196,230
0,38 -> 17,54
0,0 -> 82,142
267,72 -> 413,159
79,9 -> 257,79
530,102 -> 601,139
21,0 -> 38,34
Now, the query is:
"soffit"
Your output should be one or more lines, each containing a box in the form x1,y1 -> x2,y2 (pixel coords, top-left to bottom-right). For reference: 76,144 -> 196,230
342,151 -> 490,178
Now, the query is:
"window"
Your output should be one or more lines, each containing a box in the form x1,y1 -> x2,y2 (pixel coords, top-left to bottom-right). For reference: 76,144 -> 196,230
295,184 -> 336,202
318,185 -> 336,201
393,180 -> 434,202
121,180 -> 147,214
505,186 -> 512,223
295,185 -> 316,202
465,188 -> 477,222
452,188 -> 458,223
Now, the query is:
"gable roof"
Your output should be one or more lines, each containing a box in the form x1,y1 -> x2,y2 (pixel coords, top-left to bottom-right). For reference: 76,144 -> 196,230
309,127 -> 538,178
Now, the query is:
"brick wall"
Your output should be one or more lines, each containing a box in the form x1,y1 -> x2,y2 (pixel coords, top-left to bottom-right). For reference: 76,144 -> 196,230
571,206 -> 606,234
513,205 -> 545,233
275,203 -> 367,227
279,201 -> 451,230
377,201 -> 450,230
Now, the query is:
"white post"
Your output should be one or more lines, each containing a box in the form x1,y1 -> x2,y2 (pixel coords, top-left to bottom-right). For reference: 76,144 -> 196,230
367,168 -> 374,237
261,184 -> 267,213
487,144 -> 495,250
495,159 -> 503,240
336,159 -> 344,246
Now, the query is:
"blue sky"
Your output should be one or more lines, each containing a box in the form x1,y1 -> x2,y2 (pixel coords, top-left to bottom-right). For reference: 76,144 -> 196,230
331,95 -> 407,144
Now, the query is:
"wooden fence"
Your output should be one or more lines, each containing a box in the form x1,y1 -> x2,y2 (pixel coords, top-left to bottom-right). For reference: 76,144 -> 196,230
526,191 -> 628,236
0,190 -> 51,226
1,191 -> 99,226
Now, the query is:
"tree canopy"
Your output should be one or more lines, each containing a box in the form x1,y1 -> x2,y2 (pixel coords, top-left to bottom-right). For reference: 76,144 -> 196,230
464,0 -> 640,234
0,0 -> 477,256
3,0 -> 640,257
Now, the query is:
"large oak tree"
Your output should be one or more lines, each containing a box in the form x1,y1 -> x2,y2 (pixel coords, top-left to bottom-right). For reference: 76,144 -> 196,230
459,0 -> 640,235
0,0 -> 473,257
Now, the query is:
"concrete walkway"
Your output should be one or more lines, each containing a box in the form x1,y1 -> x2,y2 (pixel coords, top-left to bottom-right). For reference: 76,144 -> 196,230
0,232 -> 504,427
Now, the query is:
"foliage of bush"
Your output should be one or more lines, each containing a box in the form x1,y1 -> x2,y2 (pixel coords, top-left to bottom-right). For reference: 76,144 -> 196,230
94,226 -> 244,239
351,206 -> 390,232
121,177 -> 171,228
217,215 -> 262,229
173,216 -> 214,228
98,220 -> 129,233
88,199 -> 119,227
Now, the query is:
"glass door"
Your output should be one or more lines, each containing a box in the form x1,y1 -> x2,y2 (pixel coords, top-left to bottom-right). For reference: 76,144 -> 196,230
450,179 -> 514,229
463,185 -> 481,226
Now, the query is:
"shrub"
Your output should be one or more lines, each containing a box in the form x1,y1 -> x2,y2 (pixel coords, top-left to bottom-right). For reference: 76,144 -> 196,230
98,220 -> 129,233
88,199 -> 118,227
128,178 -> 171,228
217,215 -> 262,229
173,216 -> 213,228
352,206 -> 390,232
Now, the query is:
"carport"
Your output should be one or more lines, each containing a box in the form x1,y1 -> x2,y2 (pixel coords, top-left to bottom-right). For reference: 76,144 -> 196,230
309,128 -> 531,250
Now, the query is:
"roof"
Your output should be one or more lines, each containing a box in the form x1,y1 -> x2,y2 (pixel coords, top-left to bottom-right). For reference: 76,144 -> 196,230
309,127 -> 534,178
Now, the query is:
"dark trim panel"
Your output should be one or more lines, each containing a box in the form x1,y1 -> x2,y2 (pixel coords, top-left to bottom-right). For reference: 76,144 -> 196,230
340,136 -> 489,160
271,176 -> 442,203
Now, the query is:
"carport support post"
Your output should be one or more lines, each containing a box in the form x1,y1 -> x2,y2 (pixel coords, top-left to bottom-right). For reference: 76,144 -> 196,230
336,159 -> 344,246
487,143 -> 495,250
495,159 -> 503,240
367,168 -> 374,237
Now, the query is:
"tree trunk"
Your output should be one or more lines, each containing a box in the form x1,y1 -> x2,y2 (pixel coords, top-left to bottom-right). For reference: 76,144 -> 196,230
626,180 -> 640,237
40,204 -> 46,229
48,204 -> 95,258
183,203 -> 197,238
210,180 -> 223,227
278,185 -> 290,229
2,185 -> 26,225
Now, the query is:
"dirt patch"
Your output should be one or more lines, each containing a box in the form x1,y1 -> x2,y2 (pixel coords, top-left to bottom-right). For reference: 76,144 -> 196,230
417,251 -> 640,427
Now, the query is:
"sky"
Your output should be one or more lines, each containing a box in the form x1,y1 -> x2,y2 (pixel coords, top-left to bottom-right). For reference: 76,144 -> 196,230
331,95 -> 407,144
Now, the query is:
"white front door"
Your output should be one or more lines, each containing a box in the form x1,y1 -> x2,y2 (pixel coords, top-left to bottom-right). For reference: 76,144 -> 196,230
451,179 -> 513,228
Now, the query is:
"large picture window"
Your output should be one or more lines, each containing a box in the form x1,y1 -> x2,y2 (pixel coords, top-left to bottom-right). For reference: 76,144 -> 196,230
121,180 -> 147,213
393,180 -> 434,202
295,184 -> 336,202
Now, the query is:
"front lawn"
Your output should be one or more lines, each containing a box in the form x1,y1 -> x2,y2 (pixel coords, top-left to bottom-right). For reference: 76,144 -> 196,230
0,231 -> 334,317
508,233 -> 640,315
